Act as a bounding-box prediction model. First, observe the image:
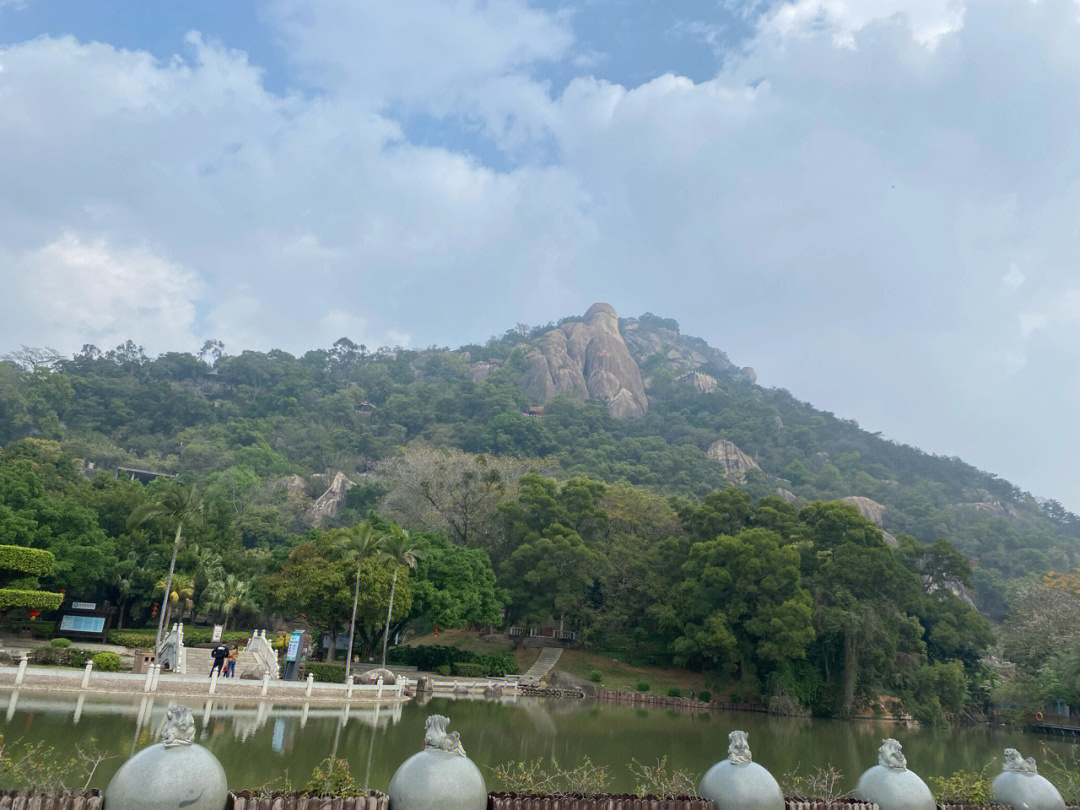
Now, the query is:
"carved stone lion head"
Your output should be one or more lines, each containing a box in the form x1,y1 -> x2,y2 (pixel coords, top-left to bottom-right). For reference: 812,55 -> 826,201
423,714 -> 466,757
728,730 -> 753,765
1003,749 -> 1038,775
161,705 -> 195,748
878,738 -> 907,770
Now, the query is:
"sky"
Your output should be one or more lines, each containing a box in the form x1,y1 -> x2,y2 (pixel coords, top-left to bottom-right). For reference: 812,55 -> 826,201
0,0 -> 1078,510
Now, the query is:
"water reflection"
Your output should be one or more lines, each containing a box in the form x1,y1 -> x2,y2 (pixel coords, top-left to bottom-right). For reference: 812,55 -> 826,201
1,688 -> 1075,794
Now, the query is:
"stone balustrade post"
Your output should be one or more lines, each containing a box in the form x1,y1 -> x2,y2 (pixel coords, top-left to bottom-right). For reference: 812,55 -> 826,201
305,673 -> 314,697
209,668 -> 218,695
14,653 -> 28,686
81,660 -> 94,689
151,664 -> 161,692
143,664 -> 154,692
347,675 -> 355,698
377,677 -> 384,700
261,671 -> 270,696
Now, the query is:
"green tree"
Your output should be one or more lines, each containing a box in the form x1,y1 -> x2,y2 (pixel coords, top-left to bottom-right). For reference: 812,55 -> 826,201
408,532 -> 502,628
129,484 -> 204,652
203,573 -> 256,629
336,520 -> 381,679
673,528 -> 814,674
378,527 -> 425,668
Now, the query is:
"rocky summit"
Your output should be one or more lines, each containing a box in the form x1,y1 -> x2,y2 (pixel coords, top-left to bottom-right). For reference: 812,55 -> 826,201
525,303 -> 649,419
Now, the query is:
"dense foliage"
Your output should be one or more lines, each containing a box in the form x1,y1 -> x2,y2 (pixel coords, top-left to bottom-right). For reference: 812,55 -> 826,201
0,314 -> 1075,718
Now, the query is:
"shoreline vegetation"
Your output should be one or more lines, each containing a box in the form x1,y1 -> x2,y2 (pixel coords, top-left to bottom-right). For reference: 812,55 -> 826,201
1,311 -> 1079,727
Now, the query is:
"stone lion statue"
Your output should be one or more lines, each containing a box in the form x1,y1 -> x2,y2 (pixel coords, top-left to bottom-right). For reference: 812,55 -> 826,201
423,714 -> 466,757
878,738 -> 907,770
1003,748 -> 1038,774
161,705 -> 195,748
728,730 -> 753,765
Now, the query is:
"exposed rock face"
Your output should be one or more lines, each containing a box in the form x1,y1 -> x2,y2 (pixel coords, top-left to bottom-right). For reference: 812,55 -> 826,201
776,488 -> 797,504
965,501 -> 1024,521
841,496 -> 886,527
468,359 -> 502,383
677,371 -> 718,394
621,319 -> 734,375
924,577 -> 977,609
304,471 -> 354,526
270,474 -> 308,497
707,439 -> 759,481
525,303 -> 648,419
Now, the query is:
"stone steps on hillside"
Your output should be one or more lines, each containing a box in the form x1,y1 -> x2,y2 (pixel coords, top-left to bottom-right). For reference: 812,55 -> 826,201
520,647 -> 563,686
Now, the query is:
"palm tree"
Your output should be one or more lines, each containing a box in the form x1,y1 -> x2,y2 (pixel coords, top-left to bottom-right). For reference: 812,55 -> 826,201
154,573 -> 195,627
378,527 -> 425,670
336,521 -> 381,680
204,574 -> 255,629
129,484 -> 204,652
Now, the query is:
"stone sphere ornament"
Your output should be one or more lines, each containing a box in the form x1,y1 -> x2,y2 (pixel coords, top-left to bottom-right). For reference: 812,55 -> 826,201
853,739 -> 934,810
992,749 -> 1066,810
698,730 -> 784,810
387,715 -> 486,810
105,705 -> 228,810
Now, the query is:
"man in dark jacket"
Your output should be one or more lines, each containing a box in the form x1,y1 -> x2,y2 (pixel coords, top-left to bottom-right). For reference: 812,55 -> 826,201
210,643 -> 228,677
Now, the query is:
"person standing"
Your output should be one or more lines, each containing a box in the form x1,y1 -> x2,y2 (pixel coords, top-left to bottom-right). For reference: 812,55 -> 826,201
226,644 -> 237,678
210,642 -> 228,677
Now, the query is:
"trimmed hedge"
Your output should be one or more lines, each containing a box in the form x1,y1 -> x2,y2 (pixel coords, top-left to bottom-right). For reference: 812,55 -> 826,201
388,645 -> 518,677
307,662 -> 346,683
50,637 -> 72,648
451,662 -> 486,677
92,652 -> 122,671
0,545 -> 55,576
0,589 -> 63,612
108,628 -> 249,648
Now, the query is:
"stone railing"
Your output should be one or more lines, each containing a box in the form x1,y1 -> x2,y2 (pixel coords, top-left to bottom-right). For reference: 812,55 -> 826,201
157,622 -> 184,672
245,630 -> 280,680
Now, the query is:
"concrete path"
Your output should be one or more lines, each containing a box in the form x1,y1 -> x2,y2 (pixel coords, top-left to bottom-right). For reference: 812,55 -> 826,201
520,647 -> 563,686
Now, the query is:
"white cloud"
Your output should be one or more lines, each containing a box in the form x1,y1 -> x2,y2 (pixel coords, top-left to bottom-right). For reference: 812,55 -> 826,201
5,233 -> 201,354
1,0 -> 1080,506
764,0 -> 967,48
1002,264 -> 1026,290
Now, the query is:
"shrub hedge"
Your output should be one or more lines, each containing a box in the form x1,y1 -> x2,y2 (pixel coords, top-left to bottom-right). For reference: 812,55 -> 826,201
50,638 -> 72,648
107,628 -> 250,648
0,545 -> 55,576
387,645 -> 518,676
307,663 -> 346,683
451,662 -> 487,677
92,652 -> 122,671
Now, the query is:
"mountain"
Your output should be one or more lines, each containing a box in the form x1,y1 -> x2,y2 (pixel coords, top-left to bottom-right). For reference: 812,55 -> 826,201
1,302 -> 1077,615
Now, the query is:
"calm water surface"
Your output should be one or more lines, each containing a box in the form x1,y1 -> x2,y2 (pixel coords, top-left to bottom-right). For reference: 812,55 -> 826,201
1,689 -> 1074,793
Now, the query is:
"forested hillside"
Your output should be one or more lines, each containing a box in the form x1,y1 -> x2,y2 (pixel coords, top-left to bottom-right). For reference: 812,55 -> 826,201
1,305 -> 1078,719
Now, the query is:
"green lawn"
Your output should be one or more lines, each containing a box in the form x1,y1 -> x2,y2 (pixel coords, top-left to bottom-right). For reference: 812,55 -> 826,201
554,648 -> 710,696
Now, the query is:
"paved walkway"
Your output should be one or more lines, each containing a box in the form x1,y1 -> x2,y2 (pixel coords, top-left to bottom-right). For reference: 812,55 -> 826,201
520,647 -> 563,686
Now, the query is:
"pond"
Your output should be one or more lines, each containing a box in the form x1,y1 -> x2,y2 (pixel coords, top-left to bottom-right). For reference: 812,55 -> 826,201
1,689 -> 1075,794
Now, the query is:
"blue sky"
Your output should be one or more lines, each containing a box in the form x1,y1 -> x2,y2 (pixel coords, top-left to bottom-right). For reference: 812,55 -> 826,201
1,0 -> 1078,511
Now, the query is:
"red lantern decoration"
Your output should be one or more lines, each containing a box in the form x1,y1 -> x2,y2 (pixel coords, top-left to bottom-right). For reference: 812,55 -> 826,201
151,603 -> 159,617
28,610 -> 40,620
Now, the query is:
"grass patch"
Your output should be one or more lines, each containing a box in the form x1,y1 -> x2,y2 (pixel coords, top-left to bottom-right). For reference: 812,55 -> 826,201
403,628 -> 541,673
557,649 -> 709,696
